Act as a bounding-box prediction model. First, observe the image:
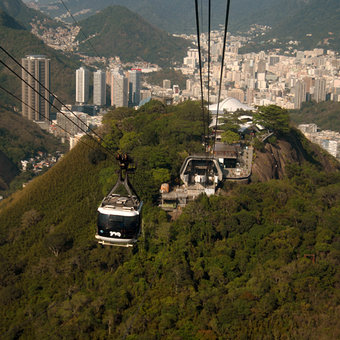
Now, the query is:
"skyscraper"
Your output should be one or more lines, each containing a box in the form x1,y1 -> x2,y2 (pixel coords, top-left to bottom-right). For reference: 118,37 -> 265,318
128,69 -> 141,106
314,78 -> 326,103
93,70 -> 106,106
294,80 -> 306,109
76,66 -> 89,104
111,69 -> 128,108
21,55 -> 50,121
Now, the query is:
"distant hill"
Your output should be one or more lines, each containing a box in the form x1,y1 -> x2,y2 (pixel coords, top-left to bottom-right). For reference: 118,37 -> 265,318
0,100 -> 339,338
290,101 -> 340,132
30,0 -> 340,52
0,0 -> 61,29
0,106 -> 66,192
239,0 -> 340,52
0,9 -> 79,107
24,0 -> 275,33
76,6 -> 189,66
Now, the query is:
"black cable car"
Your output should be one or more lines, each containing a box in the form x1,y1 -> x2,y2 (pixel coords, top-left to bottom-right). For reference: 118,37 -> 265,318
96,154 -> 143,247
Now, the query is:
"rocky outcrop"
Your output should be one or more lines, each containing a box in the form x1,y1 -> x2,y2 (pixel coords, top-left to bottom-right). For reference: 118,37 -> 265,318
251,129 -> 340,182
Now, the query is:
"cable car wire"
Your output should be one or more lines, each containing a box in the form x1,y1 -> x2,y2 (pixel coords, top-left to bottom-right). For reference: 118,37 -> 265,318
0,46 -> 108,147
0,57 -> 113,157
59,0 -> 100,57
213,0 -> 231,153
0,84 -> 102,154
194,0 -> 207,148
207,0 -> 211,129
0,58 -> 91,139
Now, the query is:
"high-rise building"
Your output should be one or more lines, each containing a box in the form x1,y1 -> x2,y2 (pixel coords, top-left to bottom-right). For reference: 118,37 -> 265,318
294,80 -> 306,109
314,78 -> 326,103
93,70 -> 106,106
128,69 -> 141,106
110,68 -> 128,108
21,55 -> 50,121
76,66 -> 89,104
56,110 -> 88,137
257,59 -> 266,73
163,79 -> 171,89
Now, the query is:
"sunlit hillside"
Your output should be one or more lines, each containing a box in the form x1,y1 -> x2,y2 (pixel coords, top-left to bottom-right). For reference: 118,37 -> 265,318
0,101 -> 339,338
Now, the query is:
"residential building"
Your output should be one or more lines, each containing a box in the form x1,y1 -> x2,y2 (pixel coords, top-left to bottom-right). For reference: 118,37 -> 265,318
128,69 -> 141,106
314,78 -> 326,103
21,55 -> 50,121
163,79 -> 171,89
76,66 -> 89,104
93,70 -> 106,106
111,69 -> 128,107
294,80 -> 306,109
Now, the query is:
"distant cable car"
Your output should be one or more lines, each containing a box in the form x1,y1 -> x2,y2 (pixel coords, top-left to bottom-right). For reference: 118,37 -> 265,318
96,154 -> 143,247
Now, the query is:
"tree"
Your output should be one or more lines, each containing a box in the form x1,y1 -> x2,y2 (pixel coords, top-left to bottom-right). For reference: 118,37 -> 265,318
21,209 -> 42,228
254,105 -> 290,135
221,130 -> 240,144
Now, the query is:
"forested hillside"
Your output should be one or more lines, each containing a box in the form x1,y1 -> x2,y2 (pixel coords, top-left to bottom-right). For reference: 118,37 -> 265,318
0,101 -> 339,338
0,0 -> 55,29
0,106 -> 65,193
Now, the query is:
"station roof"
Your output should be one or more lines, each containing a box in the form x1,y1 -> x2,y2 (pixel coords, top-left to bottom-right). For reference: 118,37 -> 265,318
208,97 -> 254,114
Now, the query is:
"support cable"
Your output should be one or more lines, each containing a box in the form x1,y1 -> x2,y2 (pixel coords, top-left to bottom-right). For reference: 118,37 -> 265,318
0,58 -> 113,156
207,0 -> 212,139
213,0 -> 231,153
0,46 -> 107,146
59,0 -> 100,57
0,84 -> 102,154
194,0 -> 207,148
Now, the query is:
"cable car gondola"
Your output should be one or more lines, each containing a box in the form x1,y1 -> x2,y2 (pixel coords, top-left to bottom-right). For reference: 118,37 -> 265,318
96,154 -> 143,247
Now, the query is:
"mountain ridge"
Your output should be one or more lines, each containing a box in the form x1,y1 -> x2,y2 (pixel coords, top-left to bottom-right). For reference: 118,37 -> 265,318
28,0 -> 340,52
76,5 -> 189,66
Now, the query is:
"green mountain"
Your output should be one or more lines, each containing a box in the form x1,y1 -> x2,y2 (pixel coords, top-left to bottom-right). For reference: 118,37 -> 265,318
290,101 -> 340,132
240,0 -> 340,52
76,6 -> 189,66
0,101 -> 339,338
0,0 -> 60,29
0,9 -> 79,107
0,106 -> 66,192
32,0 -> 340,52
24,0 -> 275,34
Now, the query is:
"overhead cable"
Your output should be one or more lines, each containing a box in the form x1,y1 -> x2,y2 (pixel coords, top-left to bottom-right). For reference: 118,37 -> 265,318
194,0 -> 207,147
0,56 -> 113,156
59,0 -> 100,57
0,46 -> 107,146
0,84 -> 101,154
213,0 -> 231,153
207,0 -> 211,125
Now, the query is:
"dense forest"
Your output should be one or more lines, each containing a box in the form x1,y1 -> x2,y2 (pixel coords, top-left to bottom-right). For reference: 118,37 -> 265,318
0,101 -> 339,339
0,107 -> 66,193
